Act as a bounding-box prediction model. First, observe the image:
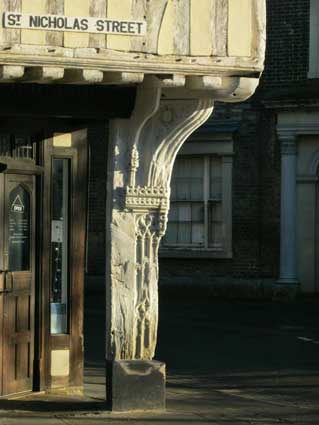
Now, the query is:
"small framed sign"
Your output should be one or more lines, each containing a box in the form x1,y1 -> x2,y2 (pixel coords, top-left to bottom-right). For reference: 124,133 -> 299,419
3,12 -> 147,36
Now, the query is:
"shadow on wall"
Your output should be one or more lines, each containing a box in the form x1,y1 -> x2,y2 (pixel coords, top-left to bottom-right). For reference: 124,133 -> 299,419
84,276 -> 106,368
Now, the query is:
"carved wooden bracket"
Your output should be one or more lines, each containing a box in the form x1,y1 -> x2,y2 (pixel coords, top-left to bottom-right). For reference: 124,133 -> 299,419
105,80 -> 214,361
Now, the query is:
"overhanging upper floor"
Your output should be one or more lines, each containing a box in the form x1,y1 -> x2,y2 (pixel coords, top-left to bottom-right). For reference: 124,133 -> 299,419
0,0 -> 266,89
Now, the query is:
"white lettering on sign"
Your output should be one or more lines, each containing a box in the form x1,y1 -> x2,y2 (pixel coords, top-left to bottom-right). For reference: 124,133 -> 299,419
3,12 -> 146,36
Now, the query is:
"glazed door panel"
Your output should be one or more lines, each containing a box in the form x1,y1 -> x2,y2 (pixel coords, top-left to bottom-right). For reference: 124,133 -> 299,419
0,174 -> 35,396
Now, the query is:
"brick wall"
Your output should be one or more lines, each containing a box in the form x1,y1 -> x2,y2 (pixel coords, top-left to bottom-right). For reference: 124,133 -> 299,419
159,102 -> 281,286
160,0 -> 309,289
261,0 -> 309,91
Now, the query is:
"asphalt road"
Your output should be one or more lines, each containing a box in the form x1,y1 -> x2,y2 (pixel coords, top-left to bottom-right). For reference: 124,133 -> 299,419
83,291 -> 319,423
85,291 -> 319,375
0,291 -> 318,424
156,295 -> 319,374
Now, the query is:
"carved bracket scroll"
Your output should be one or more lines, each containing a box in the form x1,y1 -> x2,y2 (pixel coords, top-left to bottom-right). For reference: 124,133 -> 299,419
106,82 -> 214,361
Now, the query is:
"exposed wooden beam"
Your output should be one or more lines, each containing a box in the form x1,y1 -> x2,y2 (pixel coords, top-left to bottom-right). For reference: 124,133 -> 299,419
62,69 -> 104,84
186,76 -> 223,90
159,74 -> 186,88
0,65 -> 24,82
102,72 -> 144,85
22,67 -> 65,83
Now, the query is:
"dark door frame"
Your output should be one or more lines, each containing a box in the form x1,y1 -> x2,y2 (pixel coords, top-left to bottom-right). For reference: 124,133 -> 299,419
0,120 -> 88,395
40,128 -> 88,391
0,167 -> 41,398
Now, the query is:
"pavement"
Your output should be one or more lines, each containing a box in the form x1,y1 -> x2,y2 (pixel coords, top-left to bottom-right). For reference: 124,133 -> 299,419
0,292 -> 319,424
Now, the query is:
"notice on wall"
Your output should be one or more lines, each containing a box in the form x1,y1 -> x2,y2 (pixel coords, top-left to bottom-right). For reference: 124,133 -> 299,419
51,220 -> 63,243
3,12 -> 147,36
8,187 -> 31,272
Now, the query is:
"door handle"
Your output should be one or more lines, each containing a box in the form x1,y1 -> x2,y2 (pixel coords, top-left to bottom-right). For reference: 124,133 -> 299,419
0,270 -> 12,293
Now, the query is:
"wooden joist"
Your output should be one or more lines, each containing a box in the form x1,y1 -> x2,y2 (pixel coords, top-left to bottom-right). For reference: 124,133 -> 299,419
160,75 -> 186,88
0,66 -> 25,82
22,67 -> 65,83
102,72 -> 144,85
0,66 -> 258,103
62,69 -> 104,83
186,76 -> 222,90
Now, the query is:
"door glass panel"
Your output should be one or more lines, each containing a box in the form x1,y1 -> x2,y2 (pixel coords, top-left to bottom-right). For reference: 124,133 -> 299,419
13,136 -> 34,160
8,185 -> 31,271
50,159 -> 70,335
0,135 -> 11,156
0,134 -> 34,161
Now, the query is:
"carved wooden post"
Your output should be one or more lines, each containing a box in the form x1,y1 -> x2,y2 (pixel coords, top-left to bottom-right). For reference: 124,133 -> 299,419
105,79 -> 214,411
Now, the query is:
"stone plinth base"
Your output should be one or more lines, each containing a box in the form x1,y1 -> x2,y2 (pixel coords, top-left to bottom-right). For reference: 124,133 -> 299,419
273,280 -> 300,301
106,360 -> 166,412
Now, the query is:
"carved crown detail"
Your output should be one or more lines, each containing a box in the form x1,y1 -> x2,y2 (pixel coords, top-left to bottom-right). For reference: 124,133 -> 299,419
125,186 -> 169,212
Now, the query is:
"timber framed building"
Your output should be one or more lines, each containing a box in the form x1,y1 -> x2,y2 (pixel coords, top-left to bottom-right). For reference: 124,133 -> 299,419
0,0 -> 265,411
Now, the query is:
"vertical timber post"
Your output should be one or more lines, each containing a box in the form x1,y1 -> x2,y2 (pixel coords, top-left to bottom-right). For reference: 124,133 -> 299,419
105,79 -> 214,411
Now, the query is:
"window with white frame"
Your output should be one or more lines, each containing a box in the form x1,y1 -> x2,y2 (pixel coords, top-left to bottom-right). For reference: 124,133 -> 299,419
161,151 -> 232,257
163,155 -> 222,247
309,0 -> 319,78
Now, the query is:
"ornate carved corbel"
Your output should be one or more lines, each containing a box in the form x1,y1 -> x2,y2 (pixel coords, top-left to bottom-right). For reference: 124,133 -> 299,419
106,80 -> 214,361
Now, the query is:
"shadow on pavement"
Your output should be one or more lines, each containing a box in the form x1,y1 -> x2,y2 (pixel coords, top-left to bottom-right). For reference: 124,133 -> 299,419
156,295 -> 319,374
0,290 -> 318,423
0,399 -> 106,412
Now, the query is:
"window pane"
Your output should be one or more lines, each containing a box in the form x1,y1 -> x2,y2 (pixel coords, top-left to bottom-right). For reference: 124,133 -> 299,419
190,178 -> 203,200
175,158 -> 190,200
192,203 -> 204,222
165,157 -> 205,246
210,157 -> 222,200
191,158 -> 203,177
0,135 -> 11,157
163,155 -> 228,251
178,204 -> 191,222
51,158 -> 70,335
211,222 -> 223,247
192,223 -> 204,245
190,158 -> 204,200
171,157 -> 204,201
209,202 -> 223,247
165,201 -> 205,246
13,136 -> 33,160
171,180 -> 177,200
176,179 -> 190,200
0,134 -> 34,160
212,202 -> 223,221
178,223 -> 191,244
8,185 -> 31,271
168,204 -> 178,221
164,222 -> 178,244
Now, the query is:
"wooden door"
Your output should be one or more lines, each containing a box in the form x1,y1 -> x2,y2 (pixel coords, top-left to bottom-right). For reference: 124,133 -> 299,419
0,174 -> 35,397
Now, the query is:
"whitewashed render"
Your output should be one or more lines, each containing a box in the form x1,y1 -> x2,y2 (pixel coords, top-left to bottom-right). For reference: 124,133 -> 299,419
0,0 -> 266,410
